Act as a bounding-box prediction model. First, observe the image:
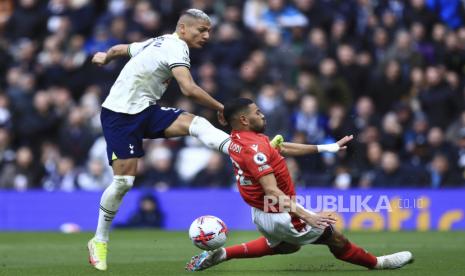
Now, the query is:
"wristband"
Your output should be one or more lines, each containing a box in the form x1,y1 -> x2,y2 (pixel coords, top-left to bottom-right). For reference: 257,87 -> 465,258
317,143 -> 340,153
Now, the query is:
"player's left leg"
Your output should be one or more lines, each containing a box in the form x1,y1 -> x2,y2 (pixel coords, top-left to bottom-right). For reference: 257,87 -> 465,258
162,110 -> 284,154
316,228 -> 413,269
161,111 -> 231,153
185,237 -> 299,271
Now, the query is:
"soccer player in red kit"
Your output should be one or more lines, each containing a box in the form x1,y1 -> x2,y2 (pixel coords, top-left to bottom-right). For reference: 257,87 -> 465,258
186,98 -> 413,271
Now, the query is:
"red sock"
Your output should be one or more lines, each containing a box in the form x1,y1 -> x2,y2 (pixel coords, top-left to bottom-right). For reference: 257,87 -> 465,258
331,242 -> 377,268
225,237 -> 275,259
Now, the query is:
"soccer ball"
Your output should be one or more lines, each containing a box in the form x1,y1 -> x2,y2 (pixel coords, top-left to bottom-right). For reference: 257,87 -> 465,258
189,215 -> 228,250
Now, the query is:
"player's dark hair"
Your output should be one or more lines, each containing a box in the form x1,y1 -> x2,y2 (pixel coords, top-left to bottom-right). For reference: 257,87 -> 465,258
223,98 -> 254,126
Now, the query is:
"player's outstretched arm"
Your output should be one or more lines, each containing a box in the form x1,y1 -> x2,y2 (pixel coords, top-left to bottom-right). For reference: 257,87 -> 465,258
171,66 -> 224,111
278,135 -> 353,156
259,174 -> 336,229
92,44 -> 129,66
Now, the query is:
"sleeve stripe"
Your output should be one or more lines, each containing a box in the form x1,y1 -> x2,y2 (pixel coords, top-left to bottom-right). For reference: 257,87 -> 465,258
127,44 -> 132,57
169,63 -> 190,69
219,137 -> 231,152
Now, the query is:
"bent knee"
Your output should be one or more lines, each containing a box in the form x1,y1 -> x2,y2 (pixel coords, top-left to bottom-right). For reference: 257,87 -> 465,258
325,231 -> 349,249
113,175 -> 135,195
164,112 -> 195,138
274,242 -> 301,254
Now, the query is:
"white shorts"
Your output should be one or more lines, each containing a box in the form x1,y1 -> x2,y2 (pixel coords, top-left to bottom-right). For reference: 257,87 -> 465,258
251,207 -> 325,248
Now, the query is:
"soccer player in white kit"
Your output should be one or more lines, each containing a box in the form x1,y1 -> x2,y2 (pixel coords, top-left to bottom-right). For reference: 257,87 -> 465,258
87,9 -> 238,271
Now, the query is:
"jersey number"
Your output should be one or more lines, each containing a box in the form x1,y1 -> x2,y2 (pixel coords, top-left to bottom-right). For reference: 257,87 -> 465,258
231,159 -> 252,186
160,107 -> 180,112
152,37 -> 165,47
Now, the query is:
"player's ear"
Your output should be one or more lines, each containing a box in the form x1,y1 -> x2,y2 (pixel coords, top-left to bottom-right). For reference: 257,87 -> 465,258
239,115 -> 249,126
179,23 -> 187,35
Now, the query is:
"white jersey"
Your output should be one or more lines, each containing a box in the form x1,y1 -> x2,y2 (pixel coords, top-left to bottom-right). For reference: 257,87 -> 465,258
102,33 -> 190,114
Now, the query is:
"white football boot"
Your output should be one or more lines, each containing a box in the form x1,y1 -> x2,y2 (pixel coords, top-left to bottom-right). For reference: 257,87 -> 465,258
375,251 -> 413,269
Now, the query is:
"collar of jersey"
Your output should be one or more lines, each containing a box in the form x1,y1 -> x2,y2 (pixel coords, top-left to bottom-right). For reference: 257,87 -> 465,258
231,130 -> 259,135
172,32 -> 180,39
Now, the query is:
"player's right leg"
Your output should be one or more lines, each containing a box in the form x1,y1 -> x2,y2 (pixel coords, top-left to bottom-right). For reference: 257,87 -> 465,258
318,229 -> 413,269
89,158 -> 137,271
89,107 -> 145,271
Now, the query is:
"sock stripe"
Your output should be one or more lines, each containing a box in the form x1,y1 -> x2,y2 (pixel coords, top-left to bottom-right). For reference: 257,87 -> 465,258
100,205 -> 117,215
219,137 -> 231,152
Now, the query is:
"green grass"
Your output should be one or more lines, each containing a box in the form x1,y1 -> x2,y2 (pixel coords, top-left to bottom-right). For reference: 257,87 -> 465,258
0,230 -> 463,275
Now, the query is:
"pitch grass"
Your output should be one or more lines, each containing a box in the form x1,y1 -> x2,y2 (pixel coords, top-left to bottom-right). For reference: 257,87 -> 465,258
0,231 -> 464,275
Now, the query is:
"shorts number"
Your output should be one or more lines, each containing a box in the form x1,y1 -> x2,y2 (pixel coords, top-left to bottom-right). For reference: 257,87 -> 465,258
161,107 -> 180,112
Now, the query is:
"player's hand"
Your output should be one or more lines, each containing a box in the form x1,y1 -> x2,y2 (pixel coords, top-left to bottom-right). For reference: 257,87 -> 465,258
304,212 -> 337,230
217,110 -> 227,126
336,135 -> 354,151
92,52 -> 109,66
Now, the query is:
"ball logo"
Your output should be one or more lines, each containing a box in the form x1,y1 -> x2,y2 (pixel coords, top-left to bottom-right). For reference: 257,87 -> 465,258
253,152 -> 267,165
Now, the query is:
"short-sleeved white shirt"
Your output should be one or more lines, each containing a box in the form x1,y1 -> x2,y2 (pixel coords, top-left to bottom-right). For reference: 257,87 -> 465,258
102,33 -> 190,114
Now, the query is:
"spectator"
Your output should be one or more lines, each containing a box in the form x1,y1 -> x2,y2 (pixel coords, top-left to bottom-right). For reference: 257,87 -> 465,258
291,94 -> 326,144
115,194 -> 165,228
427,153 -> 463,188
192,152 -> 232,188
404,0 -> 438,32
317,58 -> 352,112
384,30 -> 423,76
410,22 -> 435,64
446,111 -> 465,143
77,158 -> 112,191
140,145 -> 179,189
0,146 -> 44,190
355,142 -> 383,188
352,96 -> 381,135
0,128 -> 15,170
42,155 -> 77,191
443,31 -> 465,75
58,106 -> 95,166
370,27 -> 390,66
336,44 -> 367,100
380,112 -> 404,152
418,66 -> 460,129
262,28 -> 296,83
16,91 -> 60,150
260,0 -> 308,42
369,59 -> 409,115
300,27 -> 328,72
427,127 -> 457,162
5,0 -> 47,41
372,151 -> 421,187
256,84 -> 289,137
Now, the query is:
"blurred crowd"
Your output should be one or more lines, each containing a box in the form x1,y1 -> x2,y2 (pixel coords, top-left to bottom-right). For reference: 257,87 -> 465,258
0,0 -> 465,191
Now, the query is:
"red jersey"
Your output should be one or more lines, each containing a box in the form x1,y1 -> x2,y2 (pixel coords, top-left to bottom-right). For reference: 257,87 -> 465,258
228,130 -> 296,211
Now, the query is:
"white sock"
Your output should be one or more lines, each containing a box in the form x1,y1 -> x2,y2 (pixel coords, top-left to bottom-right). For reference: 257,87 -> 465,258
189,116 -> 230,154
94,175 -> 135,242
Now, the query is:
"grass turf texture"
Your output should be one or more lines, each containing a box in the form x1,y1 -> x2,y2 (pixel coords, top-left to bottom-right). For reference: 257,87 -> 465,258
0,230 -> 463,275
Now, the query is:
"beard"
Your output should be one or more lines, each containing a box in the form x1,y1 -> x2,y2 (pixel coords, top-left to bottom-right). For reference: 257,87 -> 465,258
251,120 -> 266,133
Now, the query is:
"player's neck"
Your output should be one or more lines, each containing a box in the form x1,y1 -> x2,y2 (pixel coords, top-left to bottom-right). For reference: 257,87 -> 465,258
232,128 -> 256,134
